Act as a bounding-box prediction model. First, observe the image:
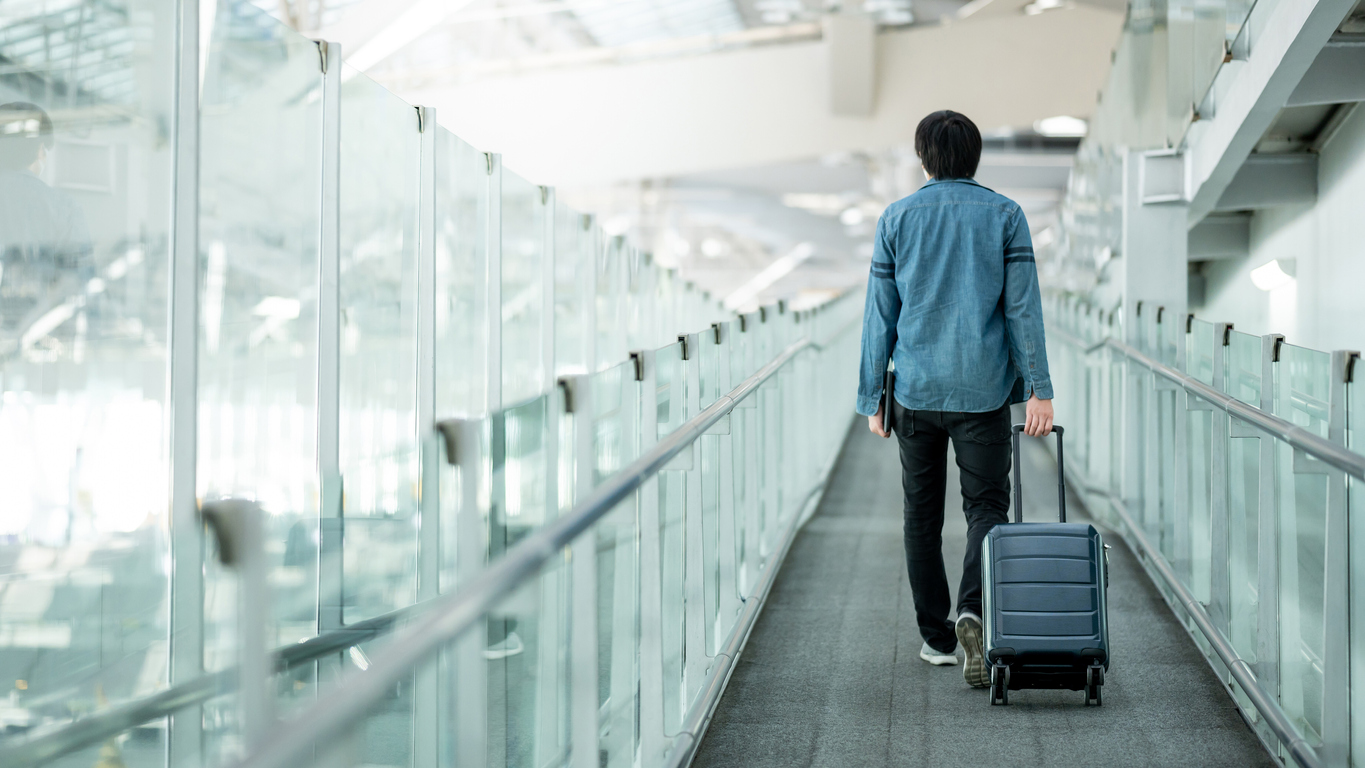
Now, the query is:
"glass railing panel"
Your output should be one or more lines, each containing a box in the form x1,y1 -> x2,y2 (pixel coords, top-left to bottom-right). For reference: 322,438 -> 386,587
483,398 -> 569,766
732,319 -> 760,595
590,361 -> 640,768
1131,338 -> 1152,535
438,518 -> 576,767
1108,345 -> 1123,497
596,236 -> 628,372
435,126 -> 488,417
440,415 -> 490,594
1224,330 -> 1262,667
626,250 -> 657,351
501,169 -> 546,405
1274,342 -> 1331,741
342,638 -> 415,768
698,327 -> 725,653
0,0 -> 174,744
1349,368 -> 1365,767
654,340 -> 687,730
337,66 -> 422,624
485,394 -> 560,754
1185,321 -> 1215,599
759,374 -> 783,559
435,532 -> 572,767
554,202 -> 589,377
1158,311 -> 1180,368
497,395 -> 558,538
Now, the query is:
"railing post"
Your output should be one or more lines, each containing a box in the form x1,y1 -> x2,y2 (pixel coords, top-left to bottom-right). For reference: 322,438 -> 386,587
168,0 -> 204,762
1258,333 -> 1285,699
567,375 -> 600,768
413,104 -> 439,768
1320,350 -> 1357,765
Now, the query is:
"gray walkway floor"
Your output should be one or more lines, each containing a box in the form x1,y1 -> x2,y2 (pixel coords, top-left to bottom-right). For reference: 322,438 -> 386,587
694,419 -> 1275,768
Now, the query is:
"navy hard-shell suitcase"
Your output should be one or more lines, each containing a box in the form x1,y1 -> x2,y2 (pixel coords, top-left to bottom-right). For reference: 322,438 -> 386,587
982,425 -> 1110,706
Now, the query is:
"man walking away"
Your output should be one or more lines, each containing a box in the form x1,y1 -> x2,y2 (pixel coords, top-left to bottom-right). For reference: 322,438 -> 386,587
855,110 -> 1054,689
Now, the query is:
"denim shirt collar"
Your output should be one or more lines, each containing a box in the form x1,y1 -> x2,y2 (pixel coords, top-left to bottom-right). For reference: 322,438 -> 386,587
921,177 -> 983,188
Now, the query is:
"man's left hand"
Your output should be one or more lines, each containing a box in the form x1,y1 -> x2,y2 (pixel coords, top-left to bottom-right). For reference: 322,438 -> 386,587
1024,395 -> 1054,437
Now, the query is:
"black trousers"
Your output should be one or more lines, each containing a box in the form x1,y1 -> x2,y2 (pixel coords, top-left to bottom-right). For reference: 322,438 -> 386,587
892,398 -> 1012,653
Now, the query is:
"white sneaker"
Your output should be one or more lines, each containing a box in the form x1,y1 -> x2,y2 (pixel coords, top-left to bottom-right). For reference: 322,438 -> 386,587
919,641 -> 960,666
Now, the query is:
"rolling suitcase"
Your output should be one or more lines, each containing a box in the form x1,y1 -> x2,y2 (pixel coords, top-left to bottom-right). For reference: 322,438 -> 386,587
982,424 -> 1110,706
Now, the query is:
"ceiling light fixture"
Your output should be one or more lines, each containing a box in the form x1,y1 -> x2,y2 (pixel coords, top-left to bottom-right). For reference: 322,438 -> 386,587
347,0 -> 476,72
1250,258 -> 1296,291
1023,0 -> 1067,15
1034,115 -> 1088,137
701,238 -> 727,259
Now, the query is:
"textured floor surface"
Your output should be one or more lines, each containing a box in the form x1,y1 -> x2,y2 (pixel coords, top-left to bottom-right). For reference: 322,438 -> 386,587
693,418 -> 1276,768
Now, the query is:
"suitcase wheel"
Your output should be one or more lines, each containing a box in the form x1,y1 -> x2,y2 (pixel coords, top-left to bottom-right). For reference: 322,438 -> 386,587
989,663 -> 1010,706
1084,664 -> 1104,707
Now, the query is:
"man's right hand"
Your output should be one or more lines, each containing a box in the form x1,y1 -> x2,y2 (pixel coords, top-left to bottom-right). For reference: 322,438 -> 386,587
868,405 -> 890,438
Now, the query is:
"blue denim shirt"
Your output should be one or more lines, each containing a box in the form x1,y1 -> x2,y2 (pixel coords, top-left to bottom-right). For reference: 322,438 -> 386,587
855,178 -> 1053,416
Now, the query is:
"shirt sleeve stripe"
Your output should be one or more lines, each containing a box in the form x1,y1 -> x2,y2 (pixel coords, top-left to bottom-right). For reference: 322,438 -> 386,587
1003,255 -> 1035,265
870,264 -> 895,278
1004,246 -> 1034,257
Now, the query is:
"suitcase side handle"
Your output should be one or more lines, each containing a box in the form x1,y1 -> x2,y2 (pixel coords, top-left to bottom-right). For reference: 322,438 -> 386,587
1011,424 -> 1066,523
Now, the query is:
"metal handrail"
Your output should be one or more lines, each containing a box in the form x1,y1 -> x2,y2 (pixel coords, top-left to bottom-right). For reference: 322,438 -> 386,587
0,594 -> 426,766
1083,490 -> 1321,768
0,302 -> 858,768
1051,327 -> 1365,480
1049,326 -> 1326,768
232,334 -> 821,768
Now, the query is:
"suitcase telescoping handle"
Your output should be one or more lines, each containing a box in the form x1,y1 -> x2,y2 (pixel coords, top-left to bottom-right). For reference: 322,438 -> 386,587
1011,424 -> 1065,524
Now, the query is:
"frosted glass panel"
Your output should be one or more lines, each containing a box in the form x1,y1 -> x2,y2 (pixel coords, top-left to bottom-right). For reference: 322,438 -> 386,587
0,0 -> 173,747
337,66 -> 421,623
198,14 -> 325,696
502,170 -> 545,405
1225,331 -> 1262,664
554,202 -> 590,377
435,127 -> 488,418
1274,343 -> 1330,741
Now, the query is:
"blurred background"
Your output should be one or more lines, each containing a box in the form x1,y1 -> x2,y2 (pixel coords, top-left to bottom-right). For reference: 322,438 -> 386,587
243,0 -> 1122,308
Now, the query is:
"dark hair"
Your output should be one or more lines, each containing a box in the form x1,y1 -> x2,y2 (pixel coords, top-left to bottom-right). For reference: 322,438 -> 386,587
914,110 -> 982,180
0,102 -> 54,171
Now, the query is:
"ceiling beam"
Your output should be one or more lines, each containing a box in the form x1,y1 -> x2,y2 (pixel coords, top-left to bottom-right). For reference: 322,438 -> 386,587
1213,153 -> 1317,211
1185,0 -> 1358,224
1286,33 -> 1365,106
